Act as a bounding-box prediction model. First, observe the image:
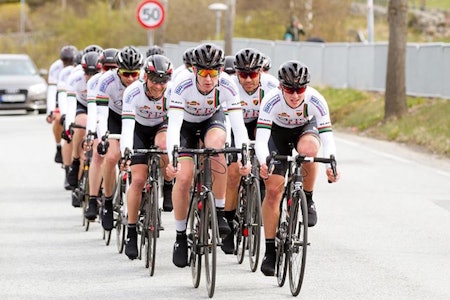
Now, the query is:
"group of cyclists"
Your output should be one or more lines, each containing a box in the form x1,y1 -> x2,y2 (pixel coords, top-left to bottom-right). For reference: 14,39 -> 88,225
45,42 -> 340,280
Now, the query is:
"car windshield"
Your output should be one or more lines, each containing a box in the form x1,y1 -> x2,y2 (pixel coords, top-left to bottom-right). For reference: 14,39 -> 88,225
0,58 -> 38,76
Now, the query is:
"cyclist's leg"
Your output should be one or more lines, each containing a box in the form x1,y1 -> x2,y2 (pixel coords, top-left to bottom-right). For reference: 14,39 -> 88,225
125,161 -> 147,260
85,139 -> 103,220
222,162 -> 239,254
154,128 -> 173,212
101,139 -> 120,230
260,174 -> 284,276
296,133 -> 320,226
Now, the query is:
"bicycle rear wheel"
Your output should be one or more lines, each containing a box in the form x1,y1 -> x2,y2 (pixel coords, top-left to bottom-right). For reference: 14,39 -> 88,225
248,177 -> 262,272
288,190 -> 308,296
114,174 -> 127,254
235,181 -> 246,264
145,181 -> 158,276
203,191 -> 217,298
188,194 -> 201,288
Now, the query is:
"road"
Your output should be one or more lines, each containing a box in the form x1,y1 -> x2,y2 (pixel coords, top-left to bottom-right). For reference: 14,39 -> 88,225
0,114 -> 449,299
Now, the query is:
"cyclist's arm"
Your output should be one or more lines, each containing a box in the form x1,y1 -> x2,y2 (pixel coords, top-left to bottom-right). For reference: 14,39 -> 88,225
120,89 -> 136,156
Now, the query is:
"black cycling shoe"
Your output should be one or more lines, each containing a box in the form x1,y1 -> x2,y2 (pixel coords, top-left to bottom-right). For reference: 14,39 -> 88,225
220,231 -> 235,255
102,200 -> 114,231
84,198 -> 98,221
260,252 -> 276,276
125,228 -> 138,260
172,234 -> 188,268
217,210 -> 231,237
67,159 -> 80,188
162,181 -> 173,212
54,145 -> 62,164
64,166 -> 72,191
71,189 -> 81,207
307,199 -> 317,227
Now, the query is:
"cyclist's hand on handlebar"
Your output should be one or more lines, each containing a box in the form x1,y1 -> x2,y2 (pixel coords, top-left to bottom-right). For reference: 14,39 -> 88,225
326,167 -> 340,183
46,111 -> 55,124
97,140 -> 109,156
165,163 -> 180,180
238,159 -> 251,176
259,163 -> 270,179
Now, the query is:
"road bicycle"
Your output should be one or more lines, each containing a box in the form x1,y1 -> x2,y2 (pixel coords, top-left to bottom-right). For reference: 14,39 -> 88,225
267,148 -> 337,296
134,147 -> 166,277
172,144 -> 246,298
234,142 -> 262,272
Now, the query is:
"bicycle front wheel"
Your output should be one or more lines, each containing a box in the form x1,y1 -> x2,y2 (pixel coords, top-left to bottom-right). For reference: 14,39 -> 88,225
146,181 -> 158,276
235,181 -> 246,264
188,193 -> 201,288
203,191 -> 217,298
276,193 -> 289,287
247,177 -> 262,272
288,190 -> 308,296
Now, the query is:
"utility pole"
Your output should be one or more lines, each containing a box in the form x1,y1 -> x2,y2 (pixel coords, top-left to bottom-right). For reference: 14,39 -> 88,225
367,0 -> 375,43
224,0 -> 235,55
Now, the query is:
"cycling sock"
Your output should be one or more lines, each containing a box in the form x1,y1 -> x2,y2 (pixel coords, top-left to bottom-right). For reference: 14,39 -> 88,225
88,196 -> 96,203
175,219 -> 186,232
104,196 -> 113,208
215,198 -> 225,208
265,239 -> 275,254
72,157 -> 80,165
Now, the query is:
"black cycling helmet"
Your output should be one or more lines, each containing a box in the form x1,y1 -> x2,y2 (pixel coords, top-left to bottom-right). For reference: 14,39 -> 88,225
234,48 -> 264,72
223,56 -> 236,75
60,45 -> 77,61
182,47 -> 195,67
74,50 -> 83,65
116,46 -> 143,70
144,54 -> 173,83
146,45 -> 165,57
83,44 -> 103,55
262,56 -> 272,72
278,60 -> 310,88
81,52 -> 102,75
191,43 -> 224,69
100,48 -> 119,65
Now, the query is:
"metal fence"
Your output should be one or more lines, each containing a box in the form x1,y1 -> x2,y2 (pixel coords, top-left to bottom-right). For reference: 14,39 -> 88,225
139,38 -> 450,99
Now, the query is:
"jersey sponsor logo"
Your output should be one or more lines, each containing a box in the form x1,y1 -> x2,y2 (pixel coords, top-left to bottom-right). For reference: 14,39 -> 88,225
310,95 -> 327,116
263,96 -> 280,113
99,75 -> 114,93
207,99 -> 213,105
174,79 -> 193,95
253,99 -> 259,106
187,100 -> 201,106
220,78 -> 238,96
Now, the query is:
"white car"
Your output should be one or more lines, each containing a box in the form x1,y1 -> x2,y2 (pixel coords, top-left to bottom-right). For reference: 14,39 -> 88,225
0,54 -> 48,113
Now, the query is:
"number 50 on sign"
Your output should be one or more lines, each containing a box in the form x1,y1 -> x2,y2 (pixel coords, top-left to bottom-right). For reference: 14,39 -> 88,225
136,0 -> 165,30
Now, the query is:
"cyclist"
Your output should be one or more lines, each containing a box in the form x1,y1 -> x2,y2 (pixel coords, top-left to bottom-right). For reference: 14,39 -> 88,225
171,46 -> 194,82
120,54 -> 173,260
56,46 -> 79,190
84,48 -> 119,220
222,48 -> 279,254
46,45 -> 77,164
261,55 -> 272,73
255,60 -> 340,276
65,52 -> 102,205
165,43 -> 251,268
96,46 -> 144,231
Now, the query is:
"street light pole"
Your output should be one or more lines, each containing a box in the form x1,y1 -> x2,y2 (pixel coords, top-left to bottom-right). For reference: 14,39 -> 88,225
208,3 -> 228,40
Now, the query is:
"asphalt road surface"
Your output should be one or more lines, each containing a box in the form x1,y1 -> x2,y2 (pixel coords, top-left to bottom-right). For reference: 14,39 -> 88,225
1,114 -> 449,299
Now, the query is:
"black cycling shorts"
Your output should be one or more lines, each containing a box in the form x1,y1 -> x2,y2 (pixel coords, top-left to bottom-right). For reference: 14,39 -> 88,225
130,120 -> 168,166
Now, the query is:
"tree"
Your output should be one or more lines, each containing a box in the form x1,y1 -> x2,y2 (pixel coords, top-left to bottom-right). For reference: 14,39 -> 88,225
384,0 -> 408,120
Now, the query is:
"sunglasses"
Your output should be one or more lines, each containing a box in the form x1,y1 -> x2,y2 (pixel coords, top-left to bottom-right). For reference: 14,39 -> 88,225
283,85 -> 307,94
103,65 -> 116,71
147,73 -> 170,84
118,69 -> 140,78
196,68 -> 220,78
238,71 -> 259,79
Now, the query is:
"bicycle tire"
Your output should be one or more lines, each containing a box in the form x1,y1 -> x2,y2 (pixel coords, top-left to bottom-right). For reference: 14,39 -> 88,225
188,193 -> 201,288
288,190 -> 308,296
276,190 -> 289,287
235,180 -> 246,264
248,177 -> 262,272
146,181 -> 158,276
114,174 -> 127,254
203,191 -> 217,298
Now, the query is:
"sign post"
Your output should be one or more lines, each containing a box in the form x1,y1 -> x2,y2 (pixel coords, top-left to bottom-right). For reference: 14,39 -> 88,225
136,0 -> 166,46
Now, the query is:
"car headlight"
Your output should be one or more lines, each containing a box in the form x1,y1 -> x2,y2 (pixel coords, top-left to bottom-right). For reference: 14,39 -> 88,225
28,83 -> 47,100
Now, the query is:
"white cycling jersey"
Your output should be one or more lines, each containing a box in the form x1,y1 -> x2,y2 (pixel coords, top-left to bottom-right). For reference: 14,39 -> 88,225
85,72 -> 103,135
96,69 -> 128,138
255,86 -> 337,164
120,79 -> 171,155
65,68 -> 88,130
231,72 -> 279,123
46,59 -> 64,115
166,71 -> 249,161
56,65 -> 75,118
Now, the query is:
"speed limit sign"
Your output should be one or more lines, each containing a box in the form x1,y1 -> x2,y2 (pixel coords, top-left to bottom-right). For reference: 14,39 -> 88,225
136,0 -> 165,30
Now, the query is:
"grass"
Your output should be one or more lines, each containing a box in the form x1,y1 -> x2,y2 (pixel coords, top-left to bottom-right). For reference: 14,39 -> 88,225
318,87 -> 450,158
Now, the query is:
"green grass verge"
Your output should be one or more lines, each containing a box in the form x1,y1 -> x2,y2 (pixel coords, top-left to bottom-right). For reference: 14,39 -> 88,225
317,87 -> 450,158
